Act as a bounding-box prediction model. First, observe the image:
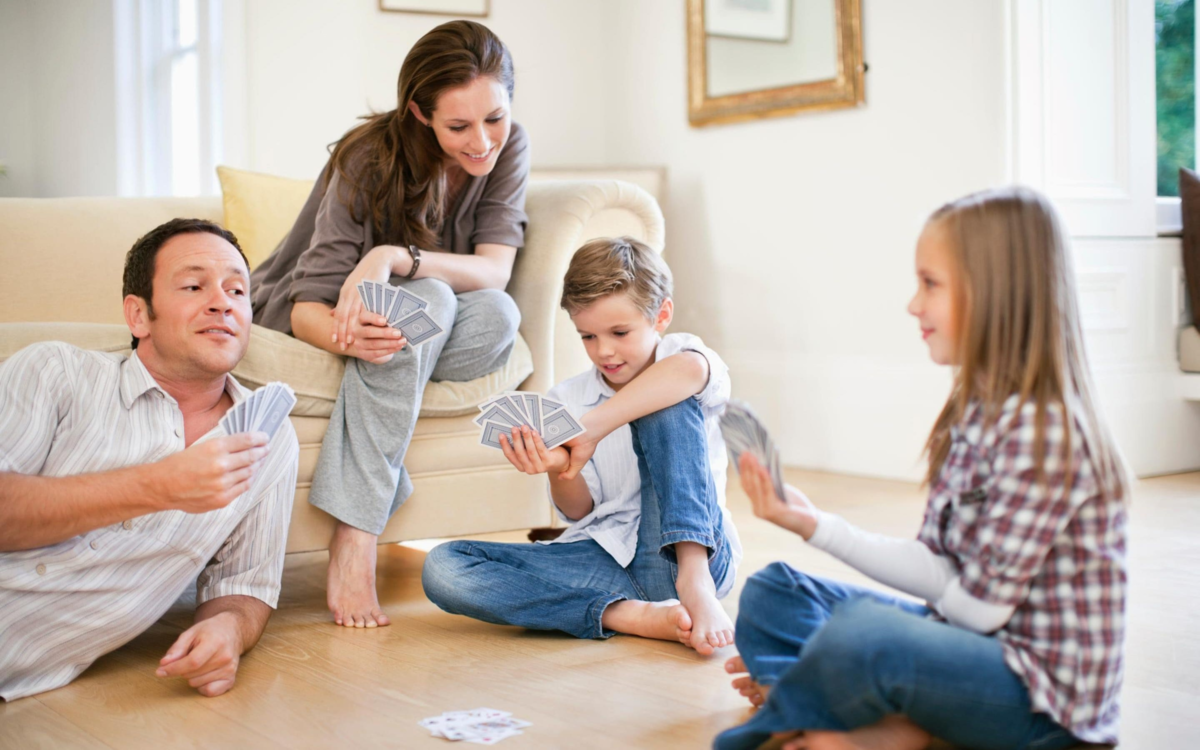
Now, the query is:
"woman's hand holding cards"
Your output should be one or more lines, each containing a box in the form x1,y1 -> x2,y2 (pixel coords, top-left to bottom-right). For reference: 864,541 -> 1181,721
338,307 -> 407,364
500,426 -> 569,476
738,453 -> 819,540
332,246 -> 400,350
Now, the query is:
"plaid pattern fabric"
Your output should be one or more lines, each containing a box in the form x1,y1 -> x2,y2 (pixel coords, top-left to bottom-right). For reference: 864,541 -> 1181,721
918,395 -> 1126,744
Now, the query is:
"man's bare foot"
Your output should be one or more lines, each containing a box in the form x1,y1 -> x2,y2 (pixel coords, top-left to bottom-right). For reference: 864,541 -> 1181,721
725,655 -> 770,706
775,716 -> 932,750
674,543 -> 734,656
601,599 -> 693,645
327,522 -> 390,628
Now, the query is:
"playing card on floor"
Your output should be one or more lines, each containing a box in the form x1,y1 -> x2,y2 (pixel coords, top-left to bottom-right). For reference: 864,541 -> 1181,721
419,708 -> 530,745
720,399 -> 786,500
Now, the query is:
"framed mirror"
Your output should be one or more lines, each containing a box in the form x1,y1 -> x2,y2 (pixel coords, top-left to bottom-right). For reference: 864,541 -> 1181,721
687,0 -> 865,127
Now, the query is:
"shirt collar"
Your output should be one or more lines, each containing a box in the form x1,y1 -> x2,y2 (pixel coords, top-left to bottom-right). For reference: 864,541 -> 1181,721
581,366 -> 616,406
119,349 -> 246,409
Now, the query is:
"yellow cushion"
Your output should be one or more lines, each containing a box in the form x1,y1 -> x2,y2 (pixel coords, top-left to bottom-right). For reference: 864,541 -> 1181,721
0,322 -> 535,419
216,165 -> 314,270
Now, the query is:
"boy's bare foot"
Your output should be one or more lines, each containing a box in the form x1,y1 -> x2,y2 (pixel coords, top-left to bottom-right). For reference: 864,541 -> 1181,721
602,599 -> 694,645
674,543 -> 734,655
327,522 -> 390,628
725,655 -> 770,706
775,716 -> 932,750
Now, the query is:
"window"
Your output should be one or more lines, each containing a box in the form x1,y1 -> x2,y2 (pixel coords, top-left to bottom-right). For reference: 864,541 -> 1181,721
115,0 -> 222,197
1157,0 -> 1194,197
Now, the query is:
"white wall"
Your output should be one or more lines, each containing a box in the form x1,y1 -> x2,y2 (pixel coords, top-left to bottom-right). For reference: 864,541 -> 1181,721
237,0 -> 614,180
0,0 -> 119,198
603,0 -> 1006,480
0,0 -> 36,197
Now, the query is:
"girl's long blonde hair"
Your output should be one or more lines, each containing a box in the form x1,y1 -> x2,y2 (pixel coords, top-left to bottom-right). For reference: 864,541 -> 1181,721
923,186 -> 1127,500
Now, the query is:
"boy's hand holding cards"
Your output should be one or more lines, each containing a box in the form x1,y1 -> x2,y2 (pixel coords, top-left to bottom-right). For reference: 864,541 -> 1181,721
720,399 -> 786,501
219,381 -> 297,439
355,279 -> 445,346
475,392 -> 584,452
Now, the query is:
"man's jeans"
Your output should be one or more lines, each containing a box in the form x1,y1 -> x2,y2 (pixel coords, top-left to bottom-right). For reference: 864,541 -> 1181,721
422,398 -> 732,639
714,563 -> 1078,750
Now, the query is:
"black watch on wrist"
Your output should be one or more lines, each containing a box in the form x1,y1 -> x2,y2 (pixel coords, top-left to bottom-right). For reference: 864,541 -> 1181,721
404,244 -> 421,279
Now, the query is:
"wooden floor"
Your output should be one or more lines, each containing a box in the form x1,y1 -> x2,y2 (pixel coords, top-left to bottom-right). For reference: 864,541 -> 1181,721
3,469 -> 1198,748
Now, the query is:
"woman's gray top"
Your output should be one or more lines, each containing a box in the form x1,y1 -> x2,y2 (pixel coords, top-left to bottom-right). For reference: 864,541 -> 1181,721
250,121 -> 531,335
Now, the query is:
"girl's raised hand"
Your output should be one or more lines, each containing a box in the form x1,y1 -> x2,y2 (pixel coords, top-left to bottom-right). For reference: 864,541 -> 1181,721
738,452 -> 819,540
332,246 -> 397,351
499,426 -> 569,477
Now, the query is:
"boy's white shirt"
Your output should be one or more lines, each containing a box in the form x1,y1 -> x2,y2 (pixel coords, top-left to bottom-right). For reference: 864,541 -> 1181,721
542,332 -> 743,598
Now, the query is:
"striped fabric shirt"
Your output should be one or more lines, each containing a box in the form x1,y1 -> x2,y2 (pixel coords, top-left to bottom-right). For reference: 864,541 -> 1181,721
0,342 -> 298,701
543,333 -> 743,597
918,395 -> 1127,744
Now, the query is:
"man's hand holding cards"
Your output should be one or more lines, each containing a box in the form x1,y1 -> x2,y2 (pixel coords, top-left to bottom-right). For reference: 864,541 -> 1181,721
355,280 -> 445,348
219,381 -> 297,440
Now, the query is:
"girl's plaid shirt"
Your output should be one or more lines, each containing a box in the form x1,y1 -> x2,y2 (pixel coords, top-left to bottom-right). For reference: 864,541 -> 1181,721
919,395 -> 1127,745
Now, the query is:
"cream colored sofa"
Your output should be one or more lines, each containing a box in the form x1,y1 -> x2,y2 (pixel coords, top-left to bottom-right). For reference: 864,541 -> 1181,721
0,178 -> 664,552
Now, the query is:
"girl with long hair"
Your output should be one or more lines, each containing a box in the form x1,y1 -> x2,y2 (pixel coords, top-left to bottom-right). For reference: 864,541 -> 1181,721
250,20 -> 530,629
716,187 -> 1128,750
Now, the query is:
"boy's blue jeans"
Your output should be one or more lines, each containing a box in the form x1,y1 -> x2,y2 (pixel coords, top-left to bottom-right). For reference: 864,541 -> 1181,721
422,397 -> 732,639
714,563 -> 1079,750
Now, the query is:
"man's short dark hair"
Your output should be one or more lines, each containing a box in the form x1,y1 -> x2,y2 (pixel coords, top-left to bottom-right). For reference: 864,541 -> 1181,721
123,218 -> 247,350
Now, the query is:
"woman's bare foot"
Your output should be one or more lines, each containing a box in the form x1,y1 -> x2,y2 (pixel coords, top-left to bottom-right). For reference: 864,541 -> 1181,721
674,542 -> 734,655
327,522 -> 390,628
725,655 -> 770,706
776,716 -> 932,750
601,599 -> 693,644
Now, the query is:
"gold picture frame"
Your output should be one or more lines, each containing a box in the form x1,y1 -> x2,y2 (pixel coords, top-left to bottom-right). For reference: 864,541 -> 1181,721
378,0 -> 489,18
687,0 -> 864,127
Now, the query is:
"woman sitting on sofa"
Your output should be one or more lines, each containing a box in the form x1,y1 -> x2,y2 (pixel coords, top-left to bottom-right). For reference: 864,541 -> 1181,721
249,20 -> 530,629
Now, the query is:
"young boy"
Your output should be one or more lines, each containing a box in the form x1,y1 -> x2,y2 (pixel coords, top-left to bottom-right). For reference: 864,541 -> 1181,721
422,237 -> 742,654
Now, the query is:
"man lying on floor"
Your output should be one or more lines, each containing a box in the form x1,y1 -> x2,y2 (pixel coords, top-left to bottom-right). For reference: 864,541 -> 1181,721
0,218 -> 298,700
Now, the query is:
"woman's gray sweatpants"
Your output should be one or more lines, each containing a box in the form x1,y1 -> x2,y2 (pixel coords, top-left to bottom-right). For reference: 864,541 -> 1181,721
308,277 -> 521,535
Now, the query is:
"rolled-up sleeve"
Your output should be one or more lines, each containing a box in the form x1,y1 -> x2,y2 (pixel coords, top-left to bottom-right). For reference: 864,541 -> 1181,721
0,343 -> 71,475
656,333 -> 731,410
196,426 -> 299,608
288,168 -> 370,307
471,122 -> 531,249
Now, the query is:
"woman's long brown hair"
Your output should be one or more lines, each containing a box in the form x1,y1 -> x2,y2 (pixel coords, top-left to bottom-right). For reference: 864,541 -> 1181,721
923,187 -> 1127,501
327,20 -> 514,250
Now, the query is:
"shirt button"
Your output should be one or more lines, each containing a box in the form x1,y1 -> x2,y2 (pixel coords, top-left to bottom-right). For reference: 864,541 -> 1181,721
35,564 -> 46,575
175,426 -> 183,438
122,520 -> 133,530
90,540 -> 99,550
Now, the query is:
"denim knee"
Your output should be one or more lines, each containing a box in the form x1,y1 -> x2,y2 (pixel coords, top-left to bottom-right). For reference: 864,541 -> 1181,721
738,562 -> 803,623
803,597 -> 908,689
632,395 -> 704,433
421,540 -> 473,611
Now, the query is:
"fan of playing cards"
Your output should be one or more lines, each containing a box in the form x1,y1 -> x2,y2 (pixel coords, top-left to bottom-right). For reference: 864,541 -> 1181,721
720,399 -> 787,501
475,391 -> 586,451
219,381 -> 297,439
356,279 -> 445,347
419,708 -> 531,745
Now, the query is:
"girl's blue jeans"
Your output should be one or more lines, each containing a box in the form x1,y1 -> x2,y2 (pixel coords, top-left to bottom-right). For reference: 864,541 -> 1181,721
714,563 -> 1079,750
422,397 -> 732,639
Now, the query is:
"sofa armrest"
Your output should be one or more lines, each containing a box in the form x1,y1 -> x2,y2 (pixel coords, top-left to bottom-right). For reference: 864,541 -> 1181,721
509,180 -> 665,392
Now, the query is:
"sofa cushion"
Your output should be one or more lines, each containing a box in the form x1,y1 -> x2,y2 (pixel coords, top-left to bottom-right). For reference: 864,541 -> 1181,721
0,322 -> 533,418
1182,326 -> 1200,373
216,165 -> 314,270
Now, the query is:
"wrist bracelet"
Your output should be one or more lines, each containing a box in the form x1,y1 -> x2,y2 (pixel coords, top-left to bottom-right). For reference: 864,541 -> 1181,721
405,244 -> 421,279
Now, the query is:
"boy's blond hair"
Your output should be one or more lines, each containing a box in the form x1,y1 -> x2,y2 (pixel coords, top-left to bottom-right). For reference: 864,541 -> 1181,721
560,236 -> 673,318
